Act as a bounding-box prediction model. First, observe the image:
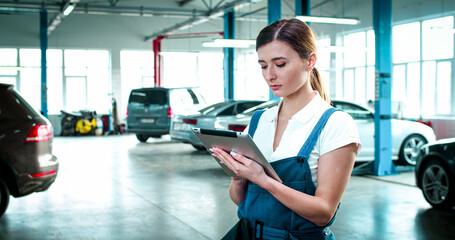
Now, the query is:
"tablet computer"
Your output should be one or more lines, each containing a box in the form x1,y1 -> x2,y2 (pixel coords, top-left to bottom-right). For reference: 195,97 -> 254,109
192,128 -> 281,183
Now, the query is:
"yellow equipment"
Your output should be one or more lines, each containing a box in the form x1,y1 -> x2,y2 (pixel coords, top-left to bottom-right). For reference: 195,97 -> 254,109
75,118 -> 97,135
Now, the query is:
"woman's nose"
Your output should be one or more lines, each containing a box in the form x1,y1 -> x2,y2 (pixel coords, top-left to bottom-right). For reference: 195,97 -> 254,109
265,67 -> 277,81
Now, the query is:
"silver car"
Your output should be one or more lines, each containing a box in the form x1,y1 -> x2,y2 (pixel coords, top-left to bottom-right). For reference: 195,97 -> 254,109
170,100 -> 265,150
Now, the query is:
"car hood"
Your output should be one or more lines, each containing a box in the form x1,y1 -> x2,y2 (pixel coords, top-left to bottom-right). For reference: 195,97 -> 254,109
423,137 -> 455,147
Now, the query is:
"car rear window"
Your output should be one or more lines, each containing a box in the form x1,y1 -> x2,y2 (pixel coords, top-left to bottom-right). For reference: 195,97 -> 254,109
198,101 -> 232,115
169,89 -> 202,108
129,89 -> 167,105
0,86 -> 41,119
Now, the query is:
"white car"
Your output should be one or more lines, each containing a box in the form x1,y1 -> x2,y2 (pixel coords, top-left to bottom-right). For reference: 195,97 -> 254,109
332,100 -> 436,165
215,100 -> 436,166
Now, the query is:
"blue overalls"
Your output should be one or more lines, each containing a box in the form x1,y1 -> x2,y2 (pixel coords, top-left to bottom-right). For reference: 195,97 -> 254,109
238,108 -> 340,240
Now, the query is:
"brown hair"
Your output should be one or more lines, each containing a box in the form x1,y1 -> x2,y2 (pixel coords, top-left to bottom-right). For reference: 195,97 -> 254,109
256,19 -> 330,103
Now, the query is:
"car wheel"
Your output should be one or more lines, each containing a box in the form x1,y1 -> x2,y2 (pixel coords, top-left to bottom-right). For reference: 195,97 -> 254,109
420,158 -> 454,210
136,134 -> 149,142
397,134 -> 427,166
192,144 -> 206,151
0,177 -> 10,218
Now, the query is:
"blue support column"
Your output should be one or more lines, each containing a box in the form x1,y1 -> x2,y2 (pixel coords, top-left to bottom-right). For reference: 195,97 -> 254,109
40,10 -> 48,118
295,0 -> 310,16
268,0 -> 281,100
224,9 -> 235,100
373,0 -> 397,176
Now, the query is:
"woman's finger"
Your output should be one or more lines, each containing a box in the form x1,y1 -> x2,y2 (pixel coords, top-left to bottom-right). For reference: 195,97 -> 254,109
211,147 -> 238,170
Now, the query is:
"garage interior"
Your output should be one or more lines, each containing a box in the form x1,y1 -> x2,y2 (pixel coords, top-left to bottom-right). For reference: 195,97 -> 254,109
1,0 -> 455,239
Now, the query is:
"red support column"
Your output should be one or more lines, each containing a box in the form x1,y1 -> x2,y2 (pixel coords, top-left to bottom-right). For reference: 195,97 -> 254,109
153,36 -> 165,87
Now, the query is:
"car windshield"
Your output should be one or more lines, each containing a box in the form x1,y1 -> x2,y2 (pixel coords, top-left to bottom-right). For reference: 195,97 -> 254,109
198,101 -> 232,115
0,86 -> 41,119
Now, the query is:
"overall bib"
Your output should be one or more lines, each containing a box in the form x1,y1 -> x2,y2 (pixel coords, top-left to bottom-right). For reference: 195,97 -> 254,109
238,108 -> 340,240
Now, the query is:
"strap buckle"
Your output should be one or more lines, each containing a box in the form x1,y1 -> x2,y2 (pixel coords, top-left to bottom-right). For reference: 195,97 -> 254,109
254,220 -> 264,240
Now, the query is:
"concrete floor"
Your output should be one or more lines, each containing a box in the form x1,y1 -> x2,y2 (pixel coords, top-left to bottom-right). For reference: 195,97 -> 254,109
1,134 -> 454,240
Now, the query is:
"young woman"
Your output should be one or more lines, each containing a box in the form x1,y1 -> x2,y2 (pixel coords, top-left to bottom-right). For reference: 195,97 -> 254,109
211,19 -> 361,240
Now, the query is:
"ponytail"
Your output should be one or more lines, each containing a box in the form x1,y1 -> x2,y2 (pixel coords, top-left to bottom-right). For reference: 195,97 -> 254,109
310,67 -> 331,104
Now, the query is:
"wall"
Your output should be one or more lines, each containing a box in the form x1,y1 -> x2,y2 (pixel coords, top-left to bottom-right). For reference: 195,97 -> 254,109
428,118 -> 455,139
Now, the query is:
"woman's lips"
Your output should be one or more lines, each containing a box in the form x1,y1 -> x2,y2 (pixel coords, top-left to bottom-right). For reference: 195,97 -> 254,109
270,85 -> 281,90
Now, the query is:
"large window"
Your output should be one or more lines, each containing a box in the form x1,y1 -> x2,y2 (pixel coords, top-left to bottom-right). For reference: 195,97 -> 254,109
341,31 -> 372,105
393,22 -> 420,64
317,37 -> 332,95
336,15 -> 454,117
0,48 -> 111,114
391,16 -> 453,117
120,50 -> 155,117
64,50 -> 110,113
163,51 -> 224,104
0,49 -> 18,87
120,50 -> 225,117
422,16 -> 454,61
162,51 -> 223,104
235,50 -> 268,101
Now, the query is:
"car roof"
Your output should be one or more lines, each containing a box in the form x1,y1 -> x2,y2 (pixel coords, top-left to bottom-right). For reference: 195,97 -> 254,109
0,83 -> 14,90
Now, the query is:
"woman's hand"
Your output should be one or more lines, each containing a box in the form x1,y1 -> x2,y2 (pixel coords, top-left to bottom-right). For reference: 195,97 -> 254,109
209,147 -> 269,185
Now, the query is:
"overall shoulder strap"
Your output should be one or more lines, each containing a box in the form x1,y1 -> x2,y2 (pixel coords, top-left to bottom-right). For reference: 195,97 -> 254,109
297,108 -> 340,159
248,110 -> 265,138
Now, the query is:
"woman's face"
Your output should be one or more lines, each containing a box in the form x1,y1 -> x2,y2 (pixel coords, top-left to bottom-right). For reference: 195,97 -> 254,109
257,40 -> 313,98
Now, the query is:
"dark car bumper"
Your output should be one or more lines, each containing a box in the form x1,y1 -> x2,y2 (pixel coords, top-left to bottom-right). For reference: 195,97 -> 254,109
16,155 -> 59,197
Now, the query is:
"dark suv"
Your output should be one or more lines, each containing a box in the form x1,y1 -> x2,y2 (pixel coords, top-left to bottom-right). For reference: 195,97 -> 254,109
0,83 -> 59,218
126,87 -> 206,142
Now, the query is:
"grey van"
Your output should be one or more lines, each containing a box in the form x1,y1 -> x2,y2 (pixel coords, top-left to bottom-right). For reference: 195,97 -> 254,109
126,87 -> 206,142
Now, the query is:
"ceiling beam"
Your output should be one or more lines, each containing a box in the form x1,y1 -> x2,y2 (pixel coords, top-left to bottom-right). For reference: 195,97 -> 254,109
178,0 -> 194,7
0,2 -> 207,17
144,0 -> 262,42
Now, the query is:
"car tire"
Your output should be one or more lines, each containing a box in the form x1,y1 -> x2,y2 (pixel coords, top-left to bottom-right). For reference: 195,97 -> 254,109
420,158 -> 455,210
0,177 -> 10,218
136,134 -> 149,142
397,134 -> 427,166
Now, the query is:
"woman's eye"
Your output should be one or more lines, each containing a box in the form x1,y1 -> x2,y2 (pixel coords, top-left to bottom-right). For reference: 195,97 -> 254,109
260,65 -> 267,69
277,63 -> 286,67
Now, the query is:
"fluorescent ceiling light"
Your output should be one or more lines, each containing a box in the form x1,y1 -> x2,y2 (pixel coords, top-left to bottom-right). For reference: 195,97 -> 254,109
202,39 -> 255,48
296,16 -> 359,25
62,4 -> 75,16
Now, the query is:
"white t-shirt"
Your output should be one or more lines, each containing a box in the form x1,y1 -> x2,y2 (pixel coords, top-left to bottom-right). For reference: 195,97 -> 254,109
248,92 -> 361,185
